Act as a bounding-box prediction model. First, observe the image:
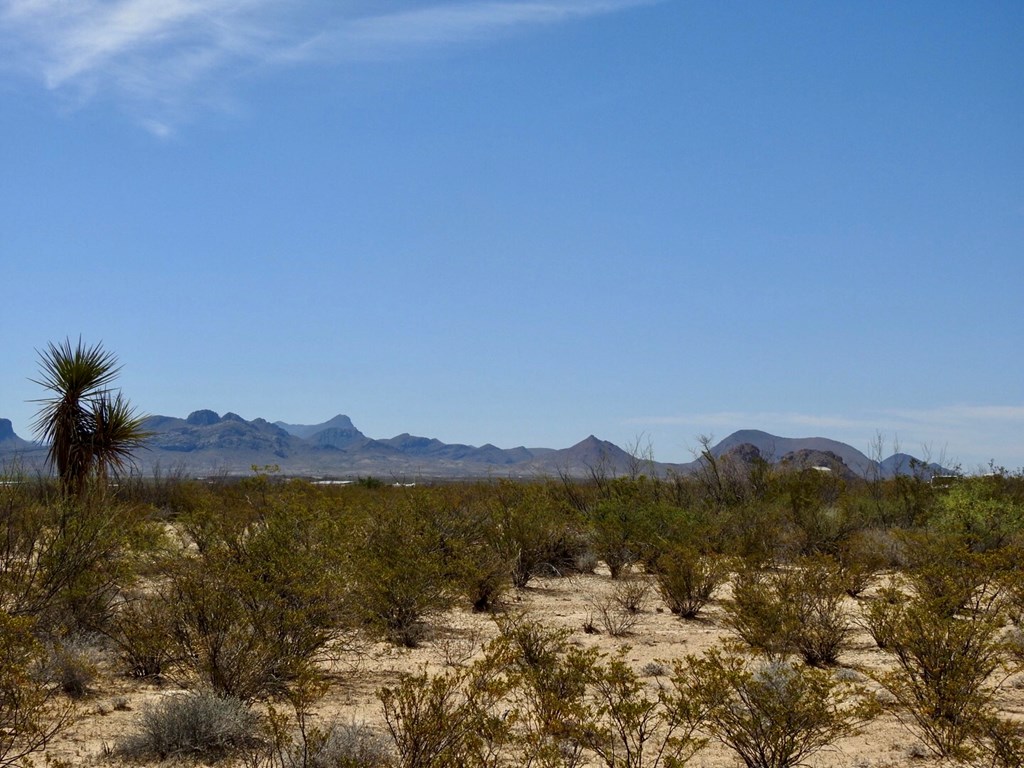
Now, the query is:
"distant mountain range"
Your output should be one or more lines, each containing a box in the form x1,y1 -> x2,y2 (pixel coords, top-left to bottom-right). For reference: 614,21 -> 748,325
0,412 -> 951,480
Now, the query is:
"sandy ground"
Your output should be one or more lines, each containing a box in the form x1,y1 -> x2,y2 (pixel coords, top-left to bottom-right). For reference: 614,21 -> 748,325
42,567 -> 1024,767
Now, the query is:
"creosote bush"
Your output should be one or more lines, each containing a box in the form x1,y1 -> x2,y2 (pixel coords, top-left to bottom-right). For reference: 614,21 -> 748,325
167,480 -> 351,699
586,648 -> 704,768
724,556 -> 850,666
654,546 -> 729,619
0,491 -> 159,638
381,616 -> 706,768
106,592 -> 177,678
673,649 -> 878,768
0,611 -> 75,767
350,492 -> 459,647
866,582 -> 1018,761
488,481 -> 581,589
837,529 -> 893,597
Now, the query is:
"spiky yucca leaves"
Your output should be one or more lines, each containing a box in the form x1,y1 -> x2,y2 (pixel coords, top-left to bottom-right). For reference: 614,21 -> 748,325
32,339 -> 148,496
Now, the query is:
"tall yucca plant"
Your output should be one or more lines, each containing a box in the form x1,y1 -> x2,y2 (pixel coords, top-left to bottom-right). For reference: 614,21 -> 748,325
31,338 -> 149,496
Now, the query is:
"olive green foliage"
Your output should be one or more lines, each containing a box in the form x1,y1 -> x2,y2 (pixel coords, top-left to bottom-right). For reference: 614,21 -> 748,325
417,484 -> 516,614
930,476 -> 1024,551
836,528 -> 893,597
898,531 -> 1011,618
883,471 -> 939,528
713,500 -> 788,565
31,338 -> 149,497
587,478 -> 665,579
653,546 -> 730,620
586,649 -> 703,768
488,481 -> 581,589
498,615 -> 596,767
106,591 -> 177,678
167,476 -> 351,698
673,649 -> 878,768
590,498 -> 642,579
866,566 -> 1020,761
0,611 -> 74,767
381,617 -> 704,768
724,556 -> 850,666
380,653 -> 515,768
349,489 -> 461,647
0,484 -> 158,638
775,469 -> 857,557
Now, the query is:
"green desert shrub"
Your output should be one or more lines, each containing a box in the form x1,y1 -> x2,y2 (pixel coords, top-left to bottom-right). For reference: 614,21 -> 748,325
497,615 -> 597,766
379,656 -> 515,768
724,556 -> 850,667
898,531 -> 1007,618
587,481 -> 665,579
866,589 -> 1014,761
585,649 -> 703,768
653,546 -> 729,619
723,563 -> 797,662
713,500 -> 788,564
106,591 -> 178,678
0,611 -> 74,767
860,580 -> 905,651
349,492 -> 458,647
428,485 -> 514,614
786,556 -> 851,667
0,492 -> 158,638
777,468 -> 853,557
979,716 -> 1024,768
672,649 -> 878,768
836,528 -> 894,597
929,477 -> 1024,552
488,481 -> 580,589
168,491 -> 349,698
119,690 -> 261,761
168,549 -> 342,700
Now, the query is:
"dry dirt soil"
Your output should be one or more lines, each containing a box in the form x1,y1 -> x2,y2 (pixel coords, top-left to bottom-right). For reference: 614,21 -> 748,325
42,567 -> 1024,768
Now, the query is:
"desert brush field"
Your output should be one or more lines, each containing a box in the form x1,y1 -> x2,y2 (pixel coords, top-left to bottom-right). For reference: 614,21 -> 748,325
3,466 -> 1024,768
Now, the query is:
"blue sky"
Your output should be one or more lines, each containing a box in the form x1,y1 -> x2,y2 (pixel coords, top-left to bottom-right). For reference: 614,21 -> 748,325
1,0 -> 1022,471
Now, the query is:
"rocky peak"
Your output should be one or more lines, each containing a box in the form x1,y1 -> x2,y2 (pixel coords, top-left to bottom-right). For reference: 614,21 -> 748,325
779,449 -> 855,479
186,410 -> 221,426
720,442 -> 763,465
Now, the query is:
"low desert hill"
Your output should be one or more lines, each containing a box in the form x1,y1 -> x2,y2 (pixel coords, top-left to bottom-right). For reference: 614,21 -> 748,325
0,411 -> 950,480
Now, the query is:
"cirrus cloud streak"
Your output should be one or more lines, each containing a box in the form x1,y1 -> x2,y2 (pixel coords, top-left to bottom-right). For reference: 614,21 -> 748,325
0,0 -> 655,132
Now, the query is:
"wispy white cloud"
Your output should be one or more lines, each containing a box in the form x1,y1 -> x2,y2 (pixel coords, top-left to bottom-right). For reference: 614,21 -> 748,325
0,0 -> 654,132
334,0 -> 653,49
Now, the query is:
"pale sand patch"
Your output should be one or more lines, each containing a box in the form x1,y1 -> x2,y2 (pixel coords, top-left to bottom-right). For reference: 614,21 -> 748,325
39,568 -> 1024,767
